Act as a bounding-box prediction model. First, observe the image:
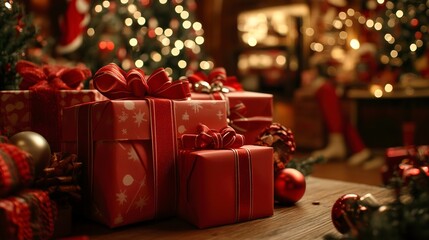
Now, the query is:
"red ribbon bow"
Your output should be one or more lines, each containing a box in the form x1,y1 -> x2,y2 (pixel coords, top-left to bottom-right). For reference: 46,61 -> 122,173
16,60 -> 91,90
187,67 -> 243,92
181,123 -> 245,149
93,63 -> 191,100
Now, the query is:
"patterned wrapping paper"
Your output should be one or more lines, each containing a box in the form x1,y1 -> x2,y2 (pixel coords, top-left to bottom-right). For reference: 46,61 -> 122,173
0,90 -> 106,151
177,145 -> 274,229
0,143 -> 34,197
0,189 -> 56,240
191,91 -> 273,145
62,99 -> 228,228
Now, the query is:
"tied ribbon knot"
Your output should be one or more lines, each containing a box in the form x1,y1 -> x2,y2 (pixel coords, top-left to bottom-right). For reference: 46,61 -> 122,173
16,60 -> 91,90
93,63 -> 191,100
181,123 -> 245,149
187,67 -> 243,93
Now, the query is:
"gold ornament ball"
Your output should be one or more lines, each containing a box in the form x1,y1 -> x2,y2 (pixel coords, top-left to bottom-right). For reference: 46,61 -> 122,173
10,131 -> 51,177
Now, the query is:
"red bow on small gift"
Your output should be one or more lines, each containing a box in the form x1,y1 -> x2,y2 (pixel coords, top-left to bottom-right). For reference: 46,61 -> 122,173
93,63 -> 191,100
181,123 -> 245,149
16,60 -> 91,90
187,67 -> 243,93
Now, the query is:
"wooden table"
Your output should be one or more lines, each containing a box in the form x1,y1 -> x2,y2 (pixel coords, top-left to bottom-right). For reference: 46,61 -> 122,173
70,177 -> 392,240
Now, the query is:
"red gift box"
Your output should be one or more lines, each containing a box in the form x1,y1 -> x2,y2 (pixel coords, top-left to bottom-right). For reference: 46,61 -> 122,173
0,90 -> 106,151
187,68 -> 273,145
0,189 -> 56,240
177,145 -> 274,229
62,99 -> 228,227
191,91 -> 273,145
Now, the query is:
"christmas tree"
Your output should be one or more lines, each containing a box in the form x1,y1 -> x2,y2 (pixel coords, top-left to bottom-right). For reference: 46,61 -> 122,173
375,0 -> 429,74
0,0 -> 36,90
75,0 -> 213,79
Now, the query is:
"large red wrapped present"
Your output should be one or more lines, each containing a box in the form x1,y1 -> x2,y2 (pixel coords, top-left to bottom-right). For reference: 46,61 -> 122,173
0,61 -> 105,151
0,189 -> 56,240
62,64 -> 229,228
177,124 -> 274,228
187,68 -> 273,145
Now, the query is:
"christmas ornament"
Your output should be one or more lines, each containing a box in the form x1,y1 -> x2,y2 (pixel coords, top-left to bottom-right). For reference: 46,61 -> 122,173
331,193 -> 381,236
193,80 -> 211,93
256,123 -> 296,173
9,131 -> 51,177
187,67 -> 243,93
274,168 -> 306,205
331,193 -> 361,234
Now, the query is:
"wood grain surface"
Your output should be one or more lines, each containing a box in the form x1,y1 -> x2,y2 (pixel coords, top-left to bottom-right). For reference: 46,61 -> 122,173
70,177 -> 393,240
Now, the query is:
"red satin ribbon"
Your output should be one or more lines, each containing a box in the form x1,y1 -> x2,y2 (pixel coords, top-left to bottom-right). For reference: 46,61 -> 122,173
16,60 -> 90,90
181,123 -> 245,149
232,148 -> 253,222
93,63 -> 191,100
187,67 -> 243,92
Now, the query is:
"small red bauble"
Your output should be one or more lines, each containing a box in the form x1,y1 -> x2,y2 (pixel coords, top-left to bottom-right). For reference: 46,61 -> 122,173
331,193 -> 361,234
274,168 -> 306,205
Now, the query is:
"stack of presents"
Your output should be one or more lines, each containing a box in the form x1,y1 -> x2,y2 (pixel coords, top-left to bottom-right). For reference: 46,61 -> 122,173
0,61 -> 275,238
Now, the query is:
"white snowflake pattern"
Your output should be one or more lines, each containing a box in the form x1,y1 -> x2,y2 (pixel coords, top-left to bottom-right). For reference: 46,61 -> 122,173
118,111 -> 128,122
133,109 -> 147,127
182,111 -> 189,121
114,214 -> 124,225
189,102 -> 203,113
116,189 -> 127,205
122,129 -> 127,135
217,110 -> 224,120
135,195 -> 149,212
127,148 -> 139,162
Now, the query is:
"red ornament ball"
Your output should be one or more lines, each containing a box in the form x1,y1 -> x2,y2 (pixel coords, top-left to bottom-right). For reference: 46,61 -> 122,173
274,168 -> 306,205
331,193 -> 361,234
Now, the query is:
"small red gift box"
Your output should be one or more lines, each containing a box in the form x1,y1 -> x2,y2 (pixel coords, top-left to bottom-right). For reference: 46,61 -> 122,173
191,91 -> 273,145
0,189 -> 56,240
177,145 -> 274,229
188,68 -> 273,145
0,90 -> 106,151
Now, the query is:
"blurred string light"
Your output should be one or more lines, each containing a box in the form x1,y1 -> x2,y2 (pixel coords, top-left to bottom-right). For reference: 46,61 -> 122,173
303,0 -> 428,71
83,0 -> 213,78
